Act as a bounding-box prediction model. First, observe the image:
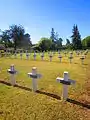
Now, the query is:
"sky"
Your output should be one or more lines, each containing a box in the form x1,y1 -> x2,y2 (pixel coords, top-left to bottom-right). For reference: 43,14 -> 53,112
0,0 -> 90,44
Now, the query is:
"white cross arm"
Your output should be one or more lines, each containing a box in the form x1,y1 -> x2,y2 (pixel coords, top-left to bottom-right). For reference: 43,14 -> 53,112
56,77 -> 76,85
28,73 -> 42,79
68,79 -> 76,85
7,69 -> 17,74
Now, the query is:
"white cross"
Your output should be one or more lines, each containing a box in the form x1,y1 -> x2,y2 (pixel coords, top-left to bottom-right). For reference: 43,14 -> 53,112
80,55 -> 85,65
58,51 -> 60,54
49,54 -> 53,62
7,64 -> 17,86
28,67 -> 42,92
69,53 -> 73,63
26,50 -> 28,53
64,52 -> 67,57
33,53 -> 36,60
58,55 -> 62,63
76,51 -> 79,56
26,53 -> 29,60
56,71 -> 76,100
41,53 -> 44,60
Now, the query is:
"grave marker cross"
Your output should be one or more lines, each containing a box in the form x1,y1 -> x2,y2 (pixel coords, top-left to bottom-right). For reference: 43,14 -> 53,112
58,55 -> 62,63
28,67 -> 42,92
33,52 -> 36,60
49,54 -> 53,62
7,64 -> 17,86
41,53 -> 44,61
56,72 -> 76,100
80,55 -> 85,65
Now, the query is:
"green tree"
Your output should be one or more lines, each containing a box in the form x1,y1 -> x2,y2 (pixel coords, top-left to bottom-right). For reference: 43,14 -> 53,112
9,24 -> 25,50
66,39 -> 70,46
24,33 -> 32,46
50,28 -> 56,50
56,38 -> 63,50
71,24 -> 82,49
19,33 -> 32,49
0,30 -> 10,48
82,36 -> 90,49
38,37 -> 52,51
66,39 -> 73,50
50,28 -> 55,42
55,32 -> 59,41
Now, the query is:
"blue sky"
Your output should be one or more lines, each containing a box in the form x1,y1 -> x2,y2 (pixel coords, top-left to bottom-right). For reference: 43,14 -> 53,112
0,0 -> 90,44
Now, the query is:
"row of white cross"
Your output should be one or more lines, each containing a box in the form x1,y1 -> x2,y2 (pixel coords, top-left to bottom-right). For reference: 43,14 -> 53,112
7,64 -> 76,101
1,51 -> 86,64
3,51 -> 87,57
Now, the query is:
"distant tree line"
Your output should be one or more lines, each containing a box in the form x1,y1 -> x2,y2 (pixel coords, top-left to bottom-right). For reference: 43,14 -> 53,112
0,24 -> 90,51
34,24 -> 90,51
0,24 -> 32,50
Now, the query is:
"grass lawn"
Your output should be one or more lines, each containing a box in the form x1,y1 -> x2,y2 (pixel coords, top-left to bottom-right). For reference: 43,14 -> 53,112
0,52 -> 90,120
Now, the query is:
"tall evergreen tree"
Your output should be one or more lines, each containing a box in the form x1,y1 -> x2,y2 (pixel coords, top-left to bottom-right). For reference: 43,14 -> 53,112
66,39 -> 70,46
71,24 -> 82,49
55,32 -> 59,41
50,28 -> 55,42
50,28 -> 56,50
56,38 -> 63,50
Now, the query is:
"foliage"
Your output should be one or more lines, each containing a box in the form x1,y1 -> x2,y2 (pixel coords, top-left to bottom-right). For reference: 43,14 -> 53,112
50,28 -> 56,50
50,29 -> 64,50
66,39 -> 70,46
82,36 -> 90,49
66,39 -> 72,50
19,33 -> 32,49
9,25 -> 25,50
56,38 -> 63,50
38,37 -> 52,51
71,24 -> 82,50
0,24 -> 32,50
0,30 -> 10,48
50,28 -> 56,42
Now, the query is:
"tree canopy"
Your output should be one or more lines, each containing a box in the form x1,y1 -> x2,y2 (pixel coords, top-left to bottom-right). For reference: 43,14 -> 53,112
0,24 -> 32,50
0,24 -> 90,51
71,24 -> 82,49
82,36 -> 90,49
38,37 -> 52,51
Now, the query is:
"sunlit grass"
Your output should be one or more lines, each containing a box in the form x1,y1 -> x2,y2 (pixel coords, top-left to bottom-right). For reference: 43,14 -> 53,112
0,51 -> 90,120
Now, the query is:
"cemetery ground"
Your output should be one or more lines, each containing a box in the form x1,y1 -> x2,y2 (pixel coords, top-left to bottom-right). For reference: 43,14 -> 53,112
0,52 -> 90,120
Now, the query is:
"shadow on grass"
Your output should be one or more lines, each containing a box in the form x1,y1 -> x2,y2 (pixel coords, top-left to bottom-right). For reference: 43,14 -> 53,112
0,80 -> 11,86
14,84 -> 32,91
0,80 -> 32,91
0,80 -> 90,109
36,90 -> 61,100
67,98 -> 90,109
0,80 -> 60,100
